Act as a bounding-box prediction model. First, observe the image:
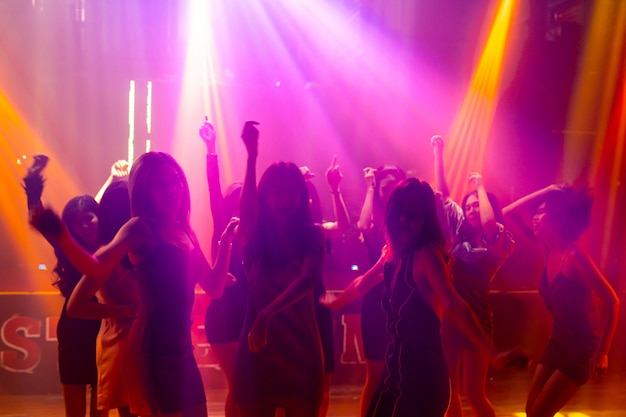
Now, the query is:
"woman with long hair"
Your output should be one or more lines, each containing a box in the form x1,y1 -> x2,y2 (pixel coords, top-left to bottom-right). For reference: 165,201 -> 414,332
234,121 -> 325,417
30,151 -> 237,417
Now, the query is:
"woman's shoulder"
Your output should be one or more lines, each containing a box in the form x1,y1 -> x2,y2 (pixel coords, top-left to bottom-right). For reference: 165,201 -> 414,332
412,242 -> 448,264
113,217 -> 157,250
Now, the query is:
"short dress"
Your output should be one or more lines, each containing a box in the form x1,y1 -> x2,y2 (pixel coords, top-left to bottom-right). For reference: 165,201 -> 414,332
366,253 -> 449,417
125,237 -> 207,415
361,229 -> 390,362
233,227 -> 325,408
204,244 -> 247,344
95,262 -> 139,410
57,298 -> 101,385
538,270 -> 599,386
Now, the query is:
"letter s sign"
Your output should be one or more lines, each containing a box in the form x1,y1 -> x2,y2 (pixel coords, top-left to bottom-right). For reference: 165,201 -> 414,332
1,316 -> 42,373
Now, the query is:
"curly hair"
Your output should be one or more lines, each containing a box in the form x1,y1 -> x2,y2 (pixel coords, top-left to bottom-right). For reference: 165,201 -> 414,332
543,186 -> 593,241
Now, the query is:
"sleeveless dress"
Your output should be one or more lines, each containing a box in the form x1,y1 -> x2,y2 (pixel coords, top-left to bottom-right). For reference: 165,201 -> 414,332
366,253 -> 450,417
126,236 -> 207,415
361,229 -> 391,361
56,265 -> 101,386
95,262 -> 139,410
538,269 -> 599,386
233,227 -> 325,408
57,298 -> 101,385
204,244 -> 247,344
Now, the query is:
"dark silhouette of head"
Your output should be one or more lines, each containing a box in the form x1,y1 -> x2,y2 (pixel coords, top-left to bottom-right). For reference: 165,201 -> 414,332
98,181 -> 131,244
385,178 -> 446,259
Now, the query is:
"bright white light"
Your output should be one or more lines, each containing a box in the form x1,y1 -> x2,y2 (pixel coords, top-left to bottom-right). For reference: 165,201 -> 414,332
146,139 -> 151,153
146,81 -> 152,135
275,81 -> 281,87
128,80 -> 136,165
351,265 -> 359,271
38,264 -> 47,271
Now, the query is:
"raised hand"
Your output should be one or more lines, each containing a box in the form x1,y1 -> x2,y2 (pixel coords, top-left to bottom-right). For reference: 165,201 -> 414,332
241,121 -> 260,158
326,155 -> 343,192
110,160 -> 130,179
362,167 -> 377,189
28,154 -> 50,176
430,135 -> 444,155
299,166 -> 316,181
199,117 -> 216,153
468,172 -> 484,189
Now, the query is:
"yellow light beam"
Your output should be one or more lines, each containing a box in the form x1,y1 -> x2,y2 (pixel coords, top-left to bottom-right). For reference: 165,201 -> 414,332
446,0 -> 518,201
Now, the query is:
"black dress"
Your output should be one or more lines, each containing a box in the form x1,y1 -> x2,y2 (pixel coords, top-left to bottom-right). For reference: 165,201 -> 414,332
538,269 -> 599,386
366,253 -> 450,417
126,236 -> 206,415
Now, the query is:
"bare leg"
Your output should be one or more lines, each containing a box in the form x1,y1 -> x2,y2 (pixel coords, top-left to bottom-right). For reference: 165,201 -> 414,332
360,359 -> 385,417
526,364 -> 556,413
88,384 -> 108,417
461,349 -> 494,417
63,384 -> 87,417
443,345 -> 463,417
212,342 -> 240,417
318,372 -> 331,417
526,369 -> 579,417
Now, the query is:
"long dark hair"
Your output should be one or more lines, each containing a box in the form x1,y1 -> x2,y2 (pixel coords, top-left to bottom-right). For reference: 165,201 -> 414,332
129,152 -> 191,233
455,190 -> 504,244
98,181 -> 132,269
384,178 -> 446,260
53,195 -> 99,298
249,161 -> 314,265
98,181 -> 131,244
543,186 -> 592,241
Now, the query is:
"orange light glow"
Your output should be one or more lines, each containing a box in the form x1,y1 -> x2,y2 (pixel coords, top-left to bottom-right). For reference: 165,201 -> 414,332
0,88 -> 82,291
445,0 -> 518,201
562,2 -> 626,269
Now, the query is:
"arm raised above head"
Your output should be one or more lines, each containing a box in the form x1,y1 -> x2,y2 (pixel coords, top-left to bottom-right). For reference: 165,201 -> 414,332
238,121 -> 260,247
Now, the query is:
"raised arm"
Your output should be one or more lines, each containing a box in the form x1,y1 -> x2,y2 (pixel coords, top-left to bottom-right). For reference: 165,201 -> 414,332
502,184 -> 563,218
431,135 -> 450,199
30,209 -> 139,279
238,121 -> 260,247
323,155 -> 351,236
199,118 -> 227,261
95,160 -> 129,203
356,167 -> 377,231
469,172 -> 498,241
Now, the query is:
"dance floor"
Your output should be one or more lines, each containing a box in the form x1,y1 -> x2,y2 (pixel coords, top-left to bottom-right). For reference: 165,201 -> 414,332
1,370 -> 625,416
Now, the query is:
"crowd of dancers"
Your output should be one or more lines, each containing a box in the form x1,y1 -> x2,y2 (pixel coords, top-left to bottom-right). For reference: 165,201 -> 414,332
22,120 -> 619,417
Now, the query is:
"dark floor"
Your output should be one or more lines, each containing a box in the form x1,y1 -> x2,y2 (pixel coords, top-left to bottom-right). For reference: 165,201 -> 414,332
1,370 -> 625,417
